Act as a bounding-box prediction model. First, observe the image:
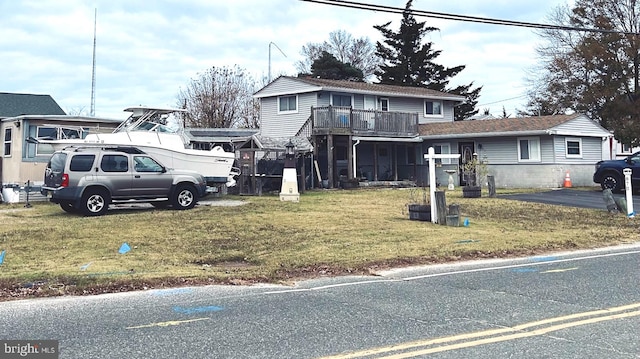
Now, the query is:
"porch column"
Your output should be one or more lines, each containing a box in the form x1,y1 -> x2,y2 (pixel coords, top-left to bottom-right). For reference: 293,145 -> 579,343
347,135 -> 354,179
327,135 -> 334,188
373,142 -> 378,181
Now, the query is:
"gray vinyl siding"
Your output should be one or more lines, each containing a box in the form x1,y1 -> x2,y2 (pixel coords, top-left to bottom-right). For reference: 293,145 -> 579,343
552,115 -> 611,137
254,77 -> 319,97
260,93 -> 318,137
552,136 -> 603,164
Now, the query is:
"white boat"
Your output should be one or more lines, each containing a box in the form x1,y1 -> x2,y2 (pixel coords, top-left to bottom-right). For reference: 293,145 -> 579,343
32,107 -> 239,187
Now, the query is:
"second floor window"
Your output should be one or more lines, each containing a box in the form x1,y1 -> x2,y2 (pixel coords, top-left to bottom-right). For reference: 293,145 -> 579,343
332,94 -> 352,107
425,100 -> 442,116
278,95 -> 297,113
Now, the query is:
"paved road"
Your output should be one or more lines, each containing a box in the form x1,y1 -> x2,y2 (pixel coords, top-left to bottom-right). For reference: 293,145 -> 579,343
1,244 -> 638,358
500,188 -> 640,210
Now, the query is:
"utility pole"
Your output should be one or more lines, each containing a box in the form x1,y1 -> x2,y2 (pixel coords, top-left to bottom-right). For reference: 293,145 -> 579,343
90,8 -> 97,116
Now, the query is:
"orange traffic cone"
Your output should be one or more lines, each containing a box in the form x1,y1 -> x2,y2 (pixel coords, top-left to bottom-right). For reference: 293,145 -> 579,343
563,171 -> 572,188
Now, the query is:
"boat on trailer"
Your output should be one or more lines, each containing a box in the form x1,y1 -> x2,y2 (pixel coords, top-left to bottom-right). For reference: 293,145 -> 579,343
31,107 -> 239,187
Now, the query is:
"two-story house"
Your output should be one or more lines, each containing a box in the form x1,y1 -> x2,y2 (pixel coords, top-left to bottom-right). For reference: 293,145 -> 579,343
254,76 -> 613,189
254,76 -> 465,188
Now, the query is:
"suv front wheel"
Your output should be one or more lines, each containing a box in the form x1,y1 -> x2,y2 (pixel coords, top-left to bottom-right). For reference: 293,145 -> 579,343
81,189 -> 110,216
172,184 -> 198,210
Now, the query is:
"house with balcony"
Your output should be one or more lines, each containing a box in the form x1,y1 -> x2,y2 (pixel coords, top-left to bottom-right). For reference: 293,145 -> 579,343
253,76 -> 465,188
254,77 -> 615,189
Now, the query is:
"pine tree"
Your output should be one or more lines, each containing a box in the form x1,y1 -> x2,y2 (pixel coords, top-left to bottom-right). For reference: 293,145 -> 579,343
374,0 -> 481,120
309,51 -> 364,81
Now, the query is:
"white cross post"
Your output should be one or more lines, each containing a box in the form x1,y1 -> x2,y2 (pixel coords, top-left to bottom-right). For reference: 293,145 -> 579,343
424,147 -> 461,223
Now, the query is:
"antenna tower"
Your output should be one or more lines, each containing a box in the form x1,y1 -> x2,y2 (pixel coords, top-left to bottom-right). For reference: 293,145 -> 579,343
90,8 -> 97,116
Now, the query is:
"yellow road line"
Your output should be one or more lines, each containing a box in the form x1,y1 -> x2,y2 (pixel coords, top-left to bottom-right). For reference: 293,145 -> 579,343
318,302 -> 640,359
381,311 -> 640,359
125,317 -> 209,329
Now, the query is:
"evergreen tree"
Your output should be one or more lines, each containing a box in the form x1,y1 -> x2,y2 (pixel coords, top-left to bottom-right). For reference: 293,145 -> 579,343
374,0 -> 481,120
309,51 -> 364,81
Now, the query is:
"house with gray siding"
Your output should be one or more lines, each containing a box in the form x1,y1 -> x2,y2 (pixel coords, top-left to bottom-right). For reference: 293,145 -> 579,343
254,77 -> 612,189
419,114 -> 612,188
254,76 -> 465,188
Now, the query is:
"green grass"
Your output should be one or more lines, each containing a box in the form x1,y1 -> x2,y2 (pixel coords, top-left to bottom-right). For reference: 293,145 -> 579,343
0,187 -> 637,300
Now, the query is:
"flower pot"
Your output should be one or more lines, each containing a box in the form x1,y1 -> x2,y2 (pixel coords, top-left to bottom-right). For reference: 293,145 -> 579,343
462,186 -> 482,198
408,204 -> 431,221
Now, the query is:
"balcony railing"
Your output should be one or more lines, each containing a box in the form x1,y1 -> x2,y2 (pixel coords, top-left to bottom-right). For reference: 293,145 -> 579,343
311,106 -> 419,137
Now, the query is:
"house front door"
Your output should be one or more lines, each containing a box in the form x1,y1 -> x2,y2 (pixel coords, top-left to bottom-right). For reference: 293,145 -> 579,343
459,142 -> 475,186
377,144 -> 392,180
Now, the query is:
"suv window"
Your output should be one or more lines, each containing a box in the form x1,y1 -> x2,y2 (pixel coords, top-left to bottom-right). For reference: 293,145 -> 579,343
101,155 -> 128,172
69,155 -> 95,172
48,153 -> 68,172
133,156 -> 163,172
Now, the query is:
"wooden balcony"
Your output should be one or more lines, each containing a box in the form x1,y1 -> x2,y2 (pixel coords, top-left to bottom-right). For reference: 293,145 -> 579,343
311,106 -> 419,137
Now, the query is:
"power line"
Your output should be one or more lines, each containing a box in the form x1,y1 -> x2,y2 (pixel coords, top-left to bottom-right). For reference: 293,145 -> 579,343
301,0 -> 640,36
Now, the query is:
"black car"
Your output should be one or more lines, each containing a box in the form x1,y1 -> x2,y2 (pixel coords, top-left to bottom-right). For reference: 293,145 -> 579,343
593,152 -> 640,192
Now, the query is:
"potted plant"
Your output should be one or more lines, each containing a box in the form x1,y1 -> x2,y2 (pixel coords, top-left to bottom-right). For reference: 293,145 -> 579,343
406,186 -> 431,221
461,154 -> 488,198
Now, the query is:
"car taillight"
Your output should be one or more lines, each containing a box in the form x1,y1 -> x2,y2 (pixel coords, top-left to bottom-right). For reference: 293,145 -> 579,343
61,173 -> 69,187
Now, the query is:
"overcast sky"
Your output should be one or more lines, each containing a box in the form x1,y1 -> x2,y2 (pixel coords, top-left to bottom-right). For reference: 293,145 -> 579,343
1,0 -> 571,121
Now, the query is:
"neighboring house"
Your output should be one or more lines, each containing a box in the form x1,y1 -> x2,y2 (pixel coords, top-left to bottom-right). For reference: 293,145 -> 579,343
254,76 -> 466,188
1,92 -> 122,189
419,114 -> 613,188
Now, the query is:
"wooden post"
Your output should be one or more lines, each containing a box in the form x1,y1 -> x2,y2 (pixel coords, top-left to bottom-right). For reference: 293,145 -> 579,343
435,191 -> 447,225
487,175 -> 496,198
424,147 -> 461,223
327,135 -> 334,188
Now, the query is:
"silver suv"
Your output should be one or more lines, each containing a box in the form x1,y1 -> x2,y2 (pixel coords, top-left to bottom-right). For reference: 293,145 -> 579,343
41,146 -> 207,216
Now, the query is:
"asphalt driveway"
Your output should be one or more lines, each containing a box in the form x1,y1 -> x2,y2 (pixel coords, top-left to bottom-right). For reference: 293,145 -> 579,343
499,188 -> 640,211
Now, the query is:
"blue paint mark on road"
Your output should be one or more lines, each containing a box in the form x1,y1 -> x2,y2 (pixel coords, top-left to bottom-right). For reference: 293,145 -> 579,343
152,288 -> 194,296
511,268 -> 538,273
173,306 -> 224,315
531,256 -> 558,262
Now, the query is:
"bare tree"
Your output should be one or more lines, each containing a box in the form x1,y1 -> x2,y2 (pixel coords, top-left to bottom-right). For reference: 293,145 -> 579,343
295,30 -> 379,79
526,1 -> 640,144
177,65 -> 259,128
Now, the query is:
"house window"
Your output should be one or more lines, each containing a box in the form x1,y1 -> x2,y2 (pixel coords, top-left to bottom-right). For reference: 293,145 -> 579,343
565,138 -> 582,158
3,128 -> 12,157
278,95 -> 297,113
434,143 -> 451,164
622,143 -> 632,153
332,94 -> 352,107
518,137 -> 541,162
379,98 -> 389,111
425,100 -> 443,116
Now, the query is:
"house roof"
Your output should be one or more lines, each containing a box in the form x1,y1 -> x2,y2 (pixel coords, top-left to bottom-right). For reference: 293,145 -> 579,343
419,113 -> 612,139
254,76 -> 466,102
0,92 -> 66,118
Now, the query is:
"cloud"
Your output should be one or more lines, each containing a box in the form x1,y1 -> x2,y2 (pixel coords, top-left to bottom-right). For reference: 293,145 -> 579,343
1,0 -> 569,118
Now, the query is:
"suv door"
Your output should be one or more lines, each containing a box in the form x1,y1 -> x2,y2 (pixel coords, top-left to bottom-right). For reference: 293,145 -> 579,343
99,154 -> 132,198
44,152 -> 68,188
131,155 -> 174,197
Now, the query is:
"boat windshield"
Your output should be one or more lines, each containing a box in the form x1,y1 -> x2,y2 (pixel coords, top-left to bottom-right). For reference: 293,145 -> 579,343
132,121 -> 175,133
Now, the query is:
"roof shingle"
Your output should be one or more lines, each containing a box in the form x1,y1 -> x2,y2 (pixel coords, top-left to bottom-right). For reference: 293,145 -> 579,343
419,114 -> 584,137
0,92 -> 66,118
